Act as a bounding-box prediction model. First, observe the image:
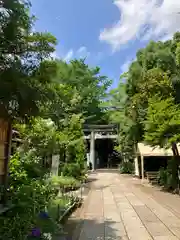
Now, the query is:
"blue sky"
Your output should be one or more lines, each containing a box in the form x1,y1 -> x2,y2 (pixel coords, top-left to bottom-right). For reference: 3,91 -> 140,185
31,0 -> 180,88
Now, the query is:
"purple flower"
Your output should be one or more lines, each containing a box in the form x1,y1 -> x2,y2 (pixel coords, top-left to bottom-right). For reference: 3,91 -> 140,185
39,211 -> 49,219
31,227 -> 41,237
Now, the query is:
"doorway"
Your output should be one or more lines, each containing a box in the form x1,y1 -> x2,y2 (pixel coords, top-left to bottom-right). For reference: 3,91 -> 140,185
95,138 -> 121,168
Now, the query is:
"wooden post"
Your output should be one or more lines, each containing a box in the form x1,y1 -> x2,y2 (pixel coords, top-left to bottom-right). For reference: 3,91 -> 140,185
0,120 -> 12,204
134,157 -> 140,177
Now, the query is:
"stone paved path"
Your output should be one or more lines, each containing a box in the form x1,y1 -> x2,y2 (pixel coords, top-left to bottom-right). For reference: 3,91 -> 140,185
72,170 -> 180,240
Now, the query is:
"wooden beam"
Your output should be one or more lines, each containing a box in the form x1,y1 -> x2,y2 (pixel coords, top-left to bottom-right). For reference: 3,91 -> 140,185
84,134 -> 118,140
83,129 -> 117,133
83,124 -> 117,130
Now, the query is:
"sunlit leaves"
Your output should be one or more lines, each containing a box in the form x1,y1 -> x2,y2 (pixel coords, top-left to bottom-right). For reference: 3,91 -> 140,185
0,0 -> 57,120
109,31 -> 180,158
144,96 -> 180,148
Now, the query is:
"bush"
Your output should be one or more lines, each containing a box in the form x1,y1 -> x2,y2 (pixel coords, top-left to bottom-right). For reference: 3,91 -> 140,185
0,180 -> 57,240
158,167 -> 177,191
50,175 -> 81,191
158,157 -> 179,191
9,152 -> 47,191
0,150 -> 59,240
61,162 -> 86,180
47,196 -> 72,221
158,168 -> 168,186
119,161 -> 134,174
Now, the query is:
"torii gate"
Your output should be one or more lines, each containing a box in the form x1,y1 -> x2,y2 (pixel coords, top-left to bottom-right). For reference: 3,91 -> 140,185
83,124 -> 118,170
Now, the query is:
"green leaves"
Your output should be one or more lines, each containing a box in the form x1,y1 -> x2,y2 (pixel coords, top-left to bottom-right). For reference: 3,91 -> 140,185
105,80 -> 136,160
144,96 -> 180,148
1,0 -> 110,126
51,59 -> 111,123
108,31 -> 180,160
0,1 -> 113,239
0,0 -> 57,120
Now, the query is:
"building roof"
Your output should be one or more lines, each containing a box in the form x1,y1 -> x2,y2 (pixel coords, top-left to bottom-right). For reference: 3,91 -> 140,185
137,143 -> 180,157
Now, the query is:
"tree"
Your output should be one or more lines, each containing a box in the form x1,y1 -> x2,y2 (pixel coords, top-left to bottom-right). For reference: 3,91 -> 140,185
49,59 -> 111,124
144,97 -> 180,149
144,96 -> 180,188
0,0 -> 57,120
104,81 -> 135,161
121,33 -> 180,145
0,1 -> 114,238
106,32 -> 180,173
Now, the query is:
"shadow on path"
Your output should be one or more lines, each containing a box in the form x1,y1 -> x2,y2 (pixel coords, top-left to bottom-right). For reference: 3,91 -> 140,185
85,177 -> 97,184
63,218 -> 125,240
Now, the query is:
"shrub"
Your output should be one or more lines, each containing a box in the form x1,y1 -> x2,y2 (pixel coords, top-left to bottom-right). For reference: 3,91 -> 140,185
158,157 -> 179,191
61,162 -> 85,180
0,150 -> 58,240
9,151 -> 46,191
0,180 -> 57,240
158,167 -> 176,191
119,161 -> 134,174
48,196 -> 71,220
158,168 -> 168,186
50,176 -> 81,191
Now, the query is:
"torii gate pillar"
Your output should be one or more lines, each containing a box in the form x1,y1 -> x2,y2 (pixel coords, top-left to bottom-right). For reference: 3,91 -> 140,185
90,130 -> 95,170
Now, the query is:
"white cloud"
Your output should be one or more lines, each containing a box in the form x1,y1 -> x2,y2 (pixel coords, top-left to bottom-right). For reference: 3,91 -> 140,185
76,46 -> 90,58
63,49 -> 74,62
77,46 -> 86,53
99,0 -> 180,51
120,59 -> 132,73
63,47 -> 91,62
